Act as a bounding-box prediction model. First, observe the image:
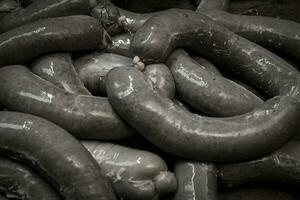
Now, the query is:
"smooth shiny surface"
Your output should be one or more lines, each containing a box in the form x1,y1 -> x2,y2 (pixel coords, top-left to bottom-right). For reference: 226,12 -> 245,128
0,15 -> 108,67
31,53 -> 91,95
200,9 -> 300,62
0,0 -> 90,32
173,161 -> 217,200
167,49 -> 263,116
0,111 -> 117,200
74,52 -> 133,96
106,67 -> 300,162
104,33 -> 132,57
83,141 -> 177,200
131,9 -> 300,100
144,63 -> 175,99
219,140 -> 300,189
191,55 -> 221,76
0,65 -> 135,139
0,156 -> 61,200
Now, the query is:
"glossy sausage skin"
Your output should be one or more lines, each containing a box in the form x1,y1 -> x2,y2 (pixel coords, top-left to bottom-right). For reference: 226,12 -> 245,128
106,67 -> 300,162
31,53 -> 91,95
0,65 -> 135,140
144,64 -> 175,99
104,33 -> 132,57
191,55 -> 221,76
0,0 -> 90,33
82,141 -> 177,200
200,10 -> 300,62
197,0 -> 229,11
74,52 -> 133,96
219,140 -> 300,189
173,161 -> 217,200
131,9 -> 300,99
0,111 -> 117,200
0,156 -> 61,200
0,15 -> 109,67
167,49 -> 263,117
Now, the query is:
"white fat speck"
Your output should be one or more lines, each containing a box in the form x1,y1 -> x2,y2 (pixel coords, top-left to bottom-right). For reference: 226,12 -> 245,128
134,62 -> 145,71
136,157 -> 142,164
118,15 -> 126,25
133,56 -> 140,64
118,76 -> 134,98
22,120 -> 33,131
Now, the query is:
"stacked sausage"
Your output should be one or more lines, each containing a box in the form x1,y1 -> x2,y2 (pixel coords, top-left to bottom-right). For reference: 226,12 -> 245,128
0,0 -> 299,199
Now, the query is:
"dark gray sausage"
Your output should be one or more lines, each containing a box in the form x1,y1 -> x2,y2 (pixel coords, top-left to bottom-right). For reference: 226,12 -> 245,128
74,52 -> 133,96
219,188 -> 297,200
104,33 -> 132,57
106,67 -> 300,162
0,15 -> 110,67
0,0 -> 90,33
131,9 -> 300,100
173,161 -> 217,200
143,64 -> 175,99
167,49 -> 263,117
82,141 -> 177,200
31,53 -> 91,95
219,140 -> 300,189
197,0 -> 229,11
0,65 -> 135,139
0,0 -> 20,19
200,10 -> 300,62
91,2 -> 122,35
0,111 -> 117,200
191,55 -> 222,76
0,195 -> 7,200
0,156 -> 61,200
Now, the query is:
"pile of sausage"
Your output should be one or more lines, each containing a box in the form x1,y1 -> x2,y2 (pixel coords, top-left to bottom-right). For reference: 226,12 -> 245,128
0,0 -> 299,199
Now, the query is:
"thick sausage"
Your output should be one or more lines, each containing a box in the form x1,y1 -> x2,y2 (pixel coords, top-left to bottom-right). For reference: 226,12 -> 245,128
82,141 -> 177,200
167,49 -> 263,116
0,15 -> 110,67
0,156 -> 61,200
106,67 -> 300,162
31,53 -> 91,95
0,111 -> 117,200
0,0 -> 90,33
131,9 -> 300,100
191,55 -> 222,76
173,161 -> 217,200
0,65 -> 135,139
74,52 -> 133,96
143,64 -> 175,99
219,140 -> 300,189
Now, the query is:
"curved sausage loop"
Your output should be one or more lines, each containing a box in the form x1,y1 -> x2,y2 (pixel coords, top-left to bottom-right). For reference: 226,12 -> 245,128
219,140 -> 300,189
82,141 -> 177,200
31,53 -> 91,95
0,65 -> 135,140
106,67 -> 300,162
0,111 -> 117,200
167,49 -> 263,116
131,9 -> 300,100
0,156 -> 61,200
0,15 -> 110,67
173,160 -> 217,200
0,0 -> 90,33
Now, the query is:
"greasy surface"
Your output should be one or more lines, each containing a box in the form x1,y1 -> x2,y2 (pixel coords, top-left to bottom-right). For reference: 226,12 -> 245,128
0,111 -> 117,200
31,53 -> 91,95
173,161 -> 217,200
92,2 -> 122,35
144,64 -> 175,99
219,188 -> 297,200
0,156 -> 61,200
131,9 -> 300,100
191,55 -> 222,76
167,49 -> 263,117
197,0 -> 229,11
0,65 -> 135,139
202,10 -> 300,61
0,0 -> 90,33
219,141 -> 300,189
0,15 -> 108,67
83,141 -> 177,200
74,52 -> 133,96
104,33 -> 132,57
106,67 -> 300,162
